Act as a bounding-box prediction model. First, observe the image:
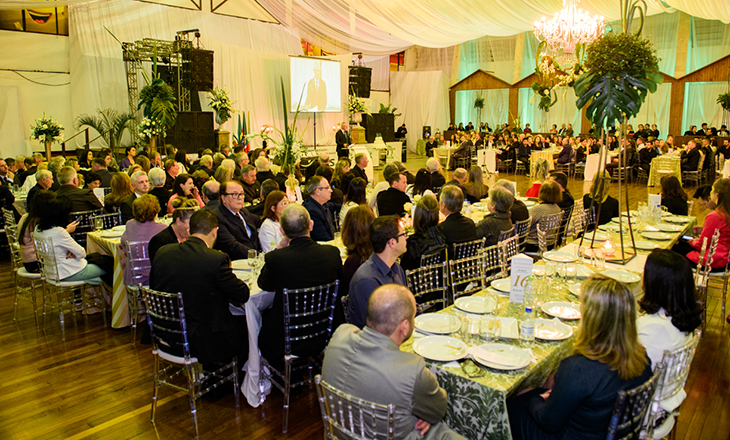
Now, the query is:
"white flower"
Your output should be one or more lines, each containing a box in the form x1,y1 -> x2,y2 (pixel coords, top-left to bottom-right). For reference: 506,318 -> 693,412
39,134 -> 45,141
42,124 -> 48,129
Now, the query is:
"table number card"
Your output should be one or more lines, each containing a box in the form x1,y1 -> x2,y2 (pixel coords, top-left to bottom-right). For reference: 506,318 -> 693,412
648,194 -> 661,209
510,254 -> 533,304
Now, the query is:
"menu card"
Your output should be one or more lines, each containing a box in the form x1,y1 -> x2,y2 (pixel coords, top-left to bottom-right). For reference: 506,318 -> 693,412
648,194 -> 661,209
510,254 -> 533,304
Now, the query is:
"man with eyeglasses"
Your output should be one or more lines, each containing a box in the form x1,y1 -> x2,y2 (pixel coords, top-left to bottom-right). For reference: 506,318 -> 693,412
348,216 -> 408,329
303,175 -> 334,241
213,180 -> 260,260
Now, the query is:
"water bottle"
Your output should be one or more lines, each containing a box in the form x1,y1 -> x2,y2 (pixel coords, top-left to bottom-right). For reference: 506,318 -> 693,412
520,278 -> 536,341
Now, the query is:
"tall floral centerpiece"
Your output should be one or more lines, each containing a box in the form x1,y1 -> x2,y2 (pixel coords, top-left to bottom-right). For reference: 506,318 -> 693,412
718,75 -> 730,127
138,77 -> 176,155
137,117 -> 164,151
30,114 -> 64,161
208,86 -> 235,129
348,94 -> 368,127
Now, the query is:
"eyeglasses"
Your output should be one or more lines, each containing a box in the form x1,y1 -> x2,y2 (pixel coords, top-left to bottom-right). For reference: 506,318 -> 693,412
394,232 -> 407,240
224,193 -> 244,199
317,186 -> 332,191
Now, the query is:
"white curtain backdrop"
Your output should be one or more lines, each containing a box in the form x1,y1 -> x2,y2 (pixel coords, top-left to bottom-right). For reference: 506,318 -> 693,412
682,82 -> 727,133
456,89 -> 508,130
0,86 -> 28,157
390,71 -> 449,153
626,83 -> 671,136
458,34 -> 517,83
403,46 -> 454,81
518,87 -> 581,133
357,56 -> 391,91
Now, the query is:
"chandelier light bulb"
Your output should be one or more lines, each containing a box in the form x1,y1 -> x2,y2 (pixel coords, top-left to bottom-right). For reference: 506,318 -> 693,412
533,0 -> 605,56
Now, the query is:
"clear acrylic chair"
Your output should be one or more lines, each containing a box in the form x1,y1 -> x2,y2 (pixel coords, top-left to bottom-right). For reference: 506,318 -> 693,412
452,237 -> 485,260
514,217 -> 532,252
315,375 -> 396,440
92,211 -> 123,230
405,261 -> 449,314
69,208 -> 104,247
643,331 -> 701,440
33,236 -> 105,329
9,225 -> 43,326
341,295 -> 351,324
259,281 -> 340,433
606,365 -> 664,440
448,253 -> 485,303
497,226 -> 515,242
498,234 -> 519,277
694,228 -> 719,333
126,240 -> 152,344
557,205 -> 574,247
139,286 -> 239,439
483,243 -> 502,283
420,246 -> 447,266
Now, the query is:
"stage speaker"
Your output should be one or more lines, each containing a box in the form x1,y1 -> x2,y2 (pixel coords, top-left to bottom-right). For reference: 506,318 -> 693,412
422,126 -> 431,139
348,66 -> 371,98
165,111 -> 215,153
180,49 -> 214,111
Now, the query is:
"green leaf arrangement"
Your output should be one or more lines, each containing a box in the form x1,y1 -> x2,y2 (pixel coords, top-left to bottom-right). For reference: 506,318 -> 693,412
474,96 -> 485,110
76,108 -> 136,151
138,77 -> 177,132
378,103 -> 402,118
718,75 -> 730,111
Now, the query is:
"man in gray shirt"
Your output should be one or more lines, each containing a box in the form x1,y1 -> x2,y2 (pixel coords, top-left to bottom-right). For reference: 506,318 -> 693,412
323,284 -> 465,440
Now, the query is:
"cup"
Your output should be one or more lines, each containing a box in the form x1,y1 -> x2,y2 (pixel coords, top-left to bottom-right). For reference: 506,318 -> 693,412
480,316 -> 500,342
94,217 -> 104,231
248,249 -> 258,260
594,248 -> 606,270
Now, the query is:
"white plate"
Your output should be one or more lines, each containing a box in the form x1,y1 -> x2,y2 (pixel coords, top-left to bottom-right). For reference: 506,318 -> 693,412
655,223 -> 684,232
490,278 -> 511,293
472,343 -> 531,370
413,336 -> 468,362
231,259 -> 251,270
96,230 -> 123,238
602,270 -> 641,284
541,301 -> 582,320
641,231 -> 672,241
542,251 -> 578,263
486,287 -> 509,297
664,215 -> 692,224
576,265 -> 594,279
599,223 -> 621,232
523,200 -> 536,207
568,284 -> 581,297
532,267 -> 545,277
633,240 -> 660,250
455,296 -> 497,314
611,216 -> 635,223
414,313 -> 460,334
111,225 -> 126,232
535,319 -> 574,341
588,231 -> 609,241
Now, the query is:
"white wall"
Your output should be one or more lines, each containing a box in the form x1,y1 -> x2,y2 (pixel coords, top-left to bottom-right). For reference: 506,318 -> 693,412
0,30 -> 72,158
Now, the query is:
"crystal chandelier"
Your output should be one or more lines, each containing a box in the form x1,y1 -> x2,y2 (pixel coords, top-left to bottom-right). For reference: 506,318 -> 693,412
533,0 -> 605,55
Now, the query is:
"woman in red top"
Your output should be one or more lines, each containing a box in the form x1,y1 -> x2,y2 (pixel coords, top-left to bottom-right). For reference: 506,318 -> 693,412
682,179 -> 730,271
525,158 -> 549,198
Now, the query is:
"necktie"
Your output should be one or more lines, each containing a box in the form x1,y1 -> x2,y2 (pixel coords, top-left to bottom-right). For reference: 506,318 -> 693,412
238,213 -> 251,238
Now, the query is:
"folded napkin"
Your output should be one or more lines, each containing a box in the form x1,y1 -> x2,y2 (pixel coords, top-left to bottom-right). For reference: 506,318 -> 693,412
468,346 -> 521,367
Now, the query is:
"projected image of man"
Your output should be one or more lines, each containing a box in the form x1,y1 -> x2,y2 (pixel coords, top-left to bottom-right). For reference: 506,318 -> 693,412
304,61 -> 327,111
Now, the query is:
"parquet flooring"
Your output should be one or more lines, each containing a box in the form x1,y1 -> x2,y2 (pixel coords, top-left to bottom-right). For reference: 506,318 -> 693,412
0,154 -> 728,439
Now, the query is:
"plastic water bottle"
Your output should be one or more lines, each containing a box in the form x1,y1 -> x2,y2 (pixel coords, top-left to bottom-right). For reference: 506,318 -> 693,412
520,278 -> 536,341
464,200 -> 472,215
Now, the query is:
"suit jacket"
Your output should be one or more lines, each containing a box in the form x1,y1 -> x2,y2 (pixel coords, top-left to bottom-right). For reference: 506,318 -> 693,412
149,186 -> 172,209
351,165 -> 368,183
96,169 -> 115,188
150,236 -> 249,364
442,179 -> 468,199
335,129 -> 351,151
303,196 -> 334,241
305,77 -> 327,111
164,173 -> 175,191
119,193 -> 139,224
510,199 -> 530,223
212,205 -> 260,259
256,170 -> 276,184
148,225 -> 179,261
273,173 -> 288,191
257,236 -> 343,361
430,172 -> 446,191
55,185 -> 104,213
322,325 -> 454,440
681,147 -> 702,170
475,212 -> 513,246
437,212 -> 478,246
377,187 -> 411,217
17,165 -> 37,187
557,145 -> 572,164
241,181 -> 261,204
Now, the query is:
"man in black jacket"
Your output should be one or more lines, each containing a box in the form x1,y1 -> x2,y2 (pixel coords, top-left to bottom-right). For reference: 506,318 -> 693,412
120,170 -> 150,224
680,140 -> 701,172
335,123 -> 352,159
437,184 -> 478,247
257,203 -> 342,362
302,175 -> 334,241
55,166 -> 104,213
377,172 -> 411,217
150,209 -> 249,367
426,158 -> 446,191
213,180 -> 260,260
351,152 -> 369,183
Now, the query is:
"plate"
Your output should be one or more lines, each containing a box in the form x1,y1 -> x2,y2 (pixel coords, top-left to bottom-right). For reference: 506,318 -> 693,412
655,223 -> 684,233
633,240 -> 659,250
542,251 -> 578,263
455,296 -> 497,314
568,284 -> 581,297
664,215 -> 692,224
588,231 -> 609,241
541,301 -> 582,320
414,314 -> 460,334
602,270 -> 641,284
641,231 -> 672,241
611,216 -> 635,223
490,278 -> 511,293
111,225 -> 126,232
598,223 -> 621,232
231,259 -> 251,270
96,230 -> 123,238
535,319 -> 574,341
413,336 -> 468,362
523,200 -> 536,207
485,286 -> 509,297
472,343 -> 531,370
576,265 -> 594,279
532,267 -> 545,277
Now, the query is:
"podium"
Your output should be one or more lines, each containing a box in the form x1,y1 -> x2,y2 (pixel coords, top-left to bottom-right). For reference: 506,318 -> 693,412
215,130 -> 230,151
351,126 -> 366,144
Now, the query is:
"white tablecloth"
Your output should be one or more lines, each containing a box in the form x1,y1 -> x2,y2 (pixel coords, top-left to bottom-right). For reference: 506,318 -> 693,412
478,149 -> 497,173
583,153 -> 614,181
723,160 -> 730,179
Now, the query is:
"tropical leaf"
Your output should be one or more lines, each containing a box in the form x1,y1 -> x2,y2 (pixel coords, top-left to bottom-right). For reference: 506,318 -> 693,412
577,73 -> 652,127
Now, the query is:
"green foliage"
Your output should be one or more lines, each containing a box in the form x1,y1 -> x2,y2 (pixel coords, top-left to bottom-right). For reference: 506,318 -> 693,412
378,103 -> 402,118
138,78 -> 177,132
76,108 -> 137,151
208,87 -> 235,124
473,97 -> 485,110
582,33 -> 659,79
621,0 -> 647,35
718,76 -> 730,111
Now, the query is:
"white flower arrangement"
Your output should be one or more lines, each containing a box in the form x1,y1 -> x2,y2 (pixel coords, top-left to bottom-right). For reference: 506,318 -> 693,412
348,95 -> 368,114
30,114 -> 64,144
138,117 -> 164,141
208,86 -> 235,124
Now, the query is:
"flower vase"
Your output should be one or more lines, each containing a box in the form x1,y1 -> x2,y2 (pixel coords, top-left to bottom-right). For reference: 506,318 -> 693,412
44,141 -> 52,161
285,174 -> 299,202
351,112 -> 363,127
149,135 -> 157,156
215,113 -> 227,131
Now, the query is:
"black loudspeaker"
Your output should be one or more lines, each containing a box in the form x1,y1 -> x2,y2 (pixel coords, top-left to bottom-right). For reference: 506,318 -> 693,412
181,49 -> 214,111
165,111 -> 215,154
348,66 -> 371,98
157,65 -> 179,101
422,126 -> 431,139
361,113 -> 395,143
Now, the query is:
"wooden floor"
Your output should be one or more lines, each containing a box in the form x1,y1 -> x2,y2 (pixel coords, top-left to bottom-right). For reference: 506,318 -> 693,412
1,155 -> 729,440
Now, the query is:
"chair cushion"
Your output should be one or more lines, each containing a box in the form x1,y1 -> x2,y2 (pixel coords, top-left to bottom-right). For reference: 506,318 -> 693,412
17,268 -> 42,279
154,348 -> 198,365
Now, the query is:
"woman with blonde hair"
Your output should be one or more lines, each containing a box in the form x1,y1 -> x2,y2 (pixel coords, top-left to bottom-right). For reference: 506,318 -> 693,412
136,155 -> 151,174
508,275 -> 653,439
525,158 -> 549,198
214,165 -> 235,183
582,170 -> 619,227
104,172 -> 133,212
463,165 -> 489,203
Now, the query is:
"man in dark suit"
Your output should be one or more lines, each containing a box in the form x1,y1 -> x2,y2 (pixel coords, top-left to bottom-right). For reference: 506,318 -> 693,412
450,135 -> 471,170
91,158 -> 115,188
257,203 -> 342,362
0,159 -> 12,186
377,172 -> 411,217
441,168 -> 468,199
16,154 -> 42,187
697,123 -> 709,137
26,169 -> 54,211
148,206 -> 196,261
201,180 -> 221,211
213,180 -> 260,260
335,123 -> 352,159
303,175 -> 334,241
55,166 -> 104,213
437,184 -> 477,247
239,165 -> 261,204
351,152 -> 369,183
304,62 -> 328,111
426,158 -> 446,191
254,157 -> 276,184
150,209 -> 249,367
120,171 -> 150,224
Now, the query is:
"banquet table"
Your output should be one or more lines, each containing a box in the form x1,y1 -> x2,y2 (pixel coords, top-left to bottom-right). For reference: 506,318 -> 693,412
530,150 -> 558,174
399,213 -> 695,439
648,155 -> 682,187
434,146 -> 458,169
86,230 -> 130,328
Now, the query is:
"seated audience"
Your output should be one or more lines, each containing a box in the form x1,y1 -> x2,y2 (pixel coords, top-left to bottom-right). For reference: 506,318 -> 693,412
351,153 -> 369,183
84,171 -> 101,191
339,177 -> 367,225
17,190 -> 57,273
476,187 -> 514,246
507,275 -> 653,439
258,190 -> 288,253
247,179 -> 280,218
258,204 -> 343,362
525,159 -> 549,198
493,179 -> 529,223
148,168 -> 172,209
340,204 -> 376,324
660,175 -> 689,215
167,173 -> 204,214
303,175 -> 335,241
200,180 -> 221,210
368,163 -> 399,210
525,181 -> 562,252
438,185 -> 478,247
148,201 -> 198,260
400,196 -> 446,271
463,165 -> 489,204
119,194 -> 167,285
442,168 -> 469,200
55,166 -> 104,213
583,171 -> 619,227
349,215 -> 408,328
377,172 -> 411,217
34,196 -> 113,285
547,171 -> 574,210
322,284 -> 466,440
406,168 -> 435,201
120,171 -> 150,224
426,158 -> 446,192
150,209 -> 250,368
213,180 -> 261,259
104,173 -> 133,213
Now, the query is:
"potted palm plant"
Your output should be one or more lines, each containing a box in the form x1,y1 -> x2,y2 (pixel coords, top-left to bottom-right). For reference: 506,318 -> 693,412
474,93 -> 485,127
76,108 -> 137,157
